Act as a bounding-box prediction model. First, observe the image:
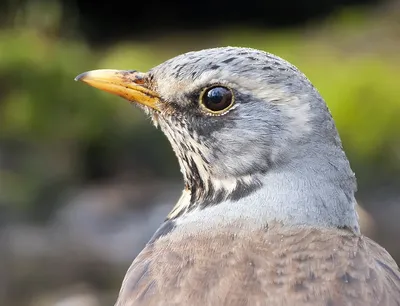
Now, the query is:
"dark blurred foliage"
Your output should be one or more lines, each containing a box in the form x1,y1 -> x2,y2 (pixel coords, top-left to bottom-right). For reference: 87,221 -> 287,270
0,0 -> 380,44
0,0 -> 400,305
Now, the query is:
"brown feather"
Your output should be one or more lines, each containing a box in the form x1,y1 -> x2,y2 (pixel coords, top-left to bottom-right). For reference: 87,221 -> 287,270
115,224 -> 400,306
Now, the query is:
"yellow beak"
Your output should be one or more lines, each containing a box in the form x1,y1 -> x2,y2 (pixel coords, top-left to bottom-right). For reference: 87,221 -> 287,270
75,69 -> 160,111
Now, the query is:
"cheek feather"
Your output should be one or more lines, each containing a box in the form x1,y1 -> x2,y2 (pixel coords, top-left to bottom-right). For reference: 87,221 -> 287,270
151,112 -> 160,128
273,95 -> 312,140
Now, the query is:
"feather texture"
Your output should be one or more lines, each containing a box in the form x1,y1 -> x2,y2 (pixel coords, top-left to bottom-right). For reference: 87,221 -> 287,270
116,224 -> 400,306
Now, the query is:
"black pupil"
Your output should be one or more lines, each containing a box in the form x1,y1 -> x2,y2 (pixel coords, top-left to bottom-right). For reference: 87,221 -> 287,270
204,87 -> 232,111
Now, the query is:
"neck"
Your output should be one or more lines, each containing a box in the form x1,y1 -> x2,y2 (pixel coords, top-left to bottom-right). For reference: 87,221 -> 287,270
168,145 -> 360,234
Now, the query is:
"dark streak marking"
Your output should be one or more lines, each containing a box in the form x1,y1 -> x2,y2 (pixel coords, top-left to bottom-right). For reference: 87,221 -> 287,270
222,57 -> 236,64
240,68 -> 256,73
137,280 -> 157,301
126,261 -> 150,292
187,157 -> 204,200
175,65 -> 185,78
193,57 -> 203,64
377,259 -> 400,282
340,272 -> 355,284
229,178 -> 262,202
147,220 -> 176,244
262,66 -> 273,71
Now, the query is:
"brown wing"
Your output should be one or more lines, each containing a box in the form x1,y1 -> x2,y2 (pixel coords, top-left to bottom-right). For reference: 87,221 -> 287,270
115,225 -> 400,306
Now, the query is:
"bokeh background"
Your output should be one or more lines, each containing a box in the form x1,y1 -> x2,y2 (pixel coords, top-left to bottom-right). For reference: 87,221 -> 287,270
0,0 -> 400,305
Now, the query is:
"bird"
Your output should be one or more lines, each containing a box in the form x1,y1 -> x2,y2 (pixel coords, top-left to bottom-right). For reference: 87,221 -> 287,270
75,47 -> 400,306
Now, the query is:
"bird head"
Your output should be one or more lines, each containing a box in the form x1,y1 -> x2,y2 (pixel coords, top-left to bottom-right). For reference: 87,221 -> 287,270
76,47 -> 356,223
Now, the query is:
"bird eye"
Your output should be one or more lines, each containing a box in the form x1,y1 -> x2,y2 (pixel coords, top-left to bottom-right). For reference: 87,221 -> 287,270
200,86 -> 234,114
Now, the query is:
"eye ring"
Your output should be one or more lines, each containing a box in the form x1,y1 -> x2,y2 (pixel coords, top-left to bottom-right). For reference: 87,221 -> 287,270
199,86 -> 235,114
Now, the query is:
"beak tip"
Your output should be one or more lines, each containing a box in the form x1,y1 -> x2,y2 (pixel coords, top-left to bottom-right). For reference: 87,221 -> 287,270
74,72 -> 88,82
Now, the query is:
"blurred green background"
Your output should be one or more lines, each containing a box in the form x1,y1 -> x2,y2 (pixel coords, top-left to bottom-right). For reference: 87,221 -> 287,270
0,0 -> 400,305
